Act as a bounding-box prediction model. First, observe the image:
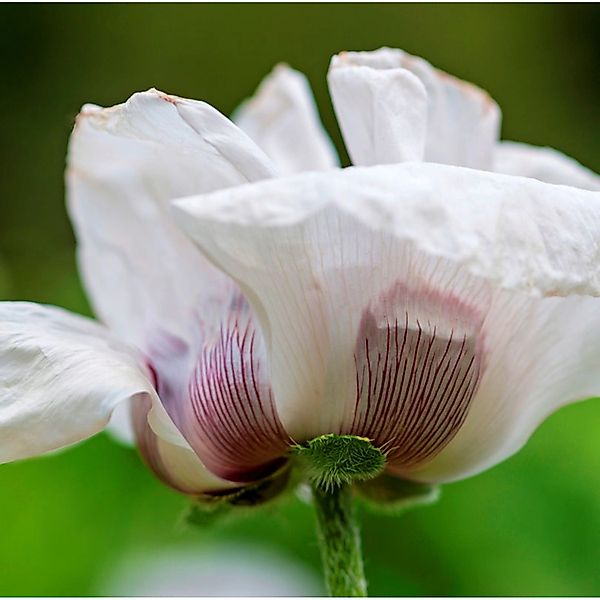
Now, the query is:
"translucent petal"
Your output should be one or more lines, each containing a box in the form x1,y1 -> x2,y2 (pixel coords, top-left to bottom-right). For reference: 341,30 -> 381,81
235,64 -> 339,174
494,141 -> 600,190
0,302 -> 153,462
67,89 -> 277,352
328,54 -> 427,165
328,48 -> 500,169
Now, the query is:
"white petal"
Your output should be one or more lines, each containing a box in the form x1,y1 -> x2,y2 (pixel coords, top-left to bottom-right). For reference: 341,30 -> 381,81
105,398 -> 135,446
409,292 -> 600,482
494,141 -> 600,190
132,394 -> 237,494
234,64 -> 339,174
0,302 -> 154,462
66,89 -> 277,352
172,163 -> 600,456
0,301 -> 233,493
151,292 -> 290,484
328,55 -> 427,165
329,48 -> 501,169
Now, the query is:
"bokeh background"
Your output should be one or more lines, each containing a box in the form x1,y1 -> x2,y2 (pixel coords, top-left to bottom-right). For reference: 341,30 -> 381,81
1,3 -> 600,596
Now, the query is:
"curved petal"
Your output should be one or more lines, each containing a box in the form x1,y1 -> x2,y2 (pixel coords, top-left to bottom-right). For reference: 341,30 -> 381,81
132,393 -> 237,494
105,399 -> 136,446
494,141 -> 600,190
0,301 -> 236,493
67,90 -> 296,484
405,291 -> 600,482
328,48 -> 501,169
0,302 -> 154,462
328,54 -> 427,165
147,291 -> 290,484
66,89 -> 277,352
234,64 -> 339,174
172,163 -> 600,475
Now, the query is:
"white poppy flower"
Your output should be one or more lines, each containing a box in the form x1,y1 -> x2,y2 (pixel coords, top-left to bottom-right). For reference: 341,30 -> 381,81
1,48 -> 599,496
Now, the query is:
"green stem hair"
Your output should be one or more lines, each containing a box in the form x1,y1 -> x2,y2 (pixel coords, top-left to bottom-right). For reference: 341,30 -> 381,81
311,482 -> 367,597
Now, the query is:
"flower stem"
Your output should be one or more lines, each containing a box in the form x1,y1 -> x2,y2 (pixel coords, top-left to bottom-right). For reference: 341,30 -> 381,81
311,482 -> 367,597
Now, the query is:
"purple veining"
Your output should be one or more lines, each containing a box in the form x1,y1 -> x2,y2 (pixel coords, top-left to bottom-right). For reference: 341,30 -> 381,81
346,281 -> 486,472
134,279 -> 487,490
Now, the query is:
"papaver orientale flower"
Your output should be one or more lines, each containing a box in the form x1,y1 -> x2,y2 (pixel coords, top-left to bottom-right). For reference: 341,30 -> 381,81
1,48 -> 599,498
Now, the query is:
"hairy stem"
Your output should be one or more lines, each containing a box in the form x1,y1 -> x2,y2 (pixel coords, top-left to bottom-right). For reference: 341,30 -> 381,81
311,482 -> 367,597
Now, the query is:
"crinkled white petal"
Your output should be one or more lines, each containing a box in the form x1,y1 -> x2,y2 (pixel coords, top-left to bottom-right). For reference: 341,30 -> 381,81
329,48 -> 501,169
328,56 -> 427,165
174,163 -> 600,298
172,163 -> 600,474
234,64 -> 339,174
0,302 -> 155,462
494,141 -> 600,190
66,89 -> 277,352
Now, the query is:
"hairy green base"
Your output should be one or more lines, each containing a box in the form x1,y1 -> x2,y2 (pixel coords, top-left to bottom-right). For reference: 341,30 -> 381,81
183,433 -> 440,597
295,434 -> 385,492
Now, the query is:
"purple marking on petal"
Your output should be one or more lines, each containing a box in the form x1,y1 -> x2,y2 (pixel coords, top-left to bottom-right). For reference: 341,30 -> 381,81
187,312 -> 290,481
149,292 -> 290,484
346,282 -> 486,471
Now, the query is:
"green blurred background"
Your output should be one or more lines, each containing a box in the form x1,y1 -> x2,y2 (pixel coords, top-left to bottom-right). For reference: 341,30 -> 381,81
1,3 -> 600,596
